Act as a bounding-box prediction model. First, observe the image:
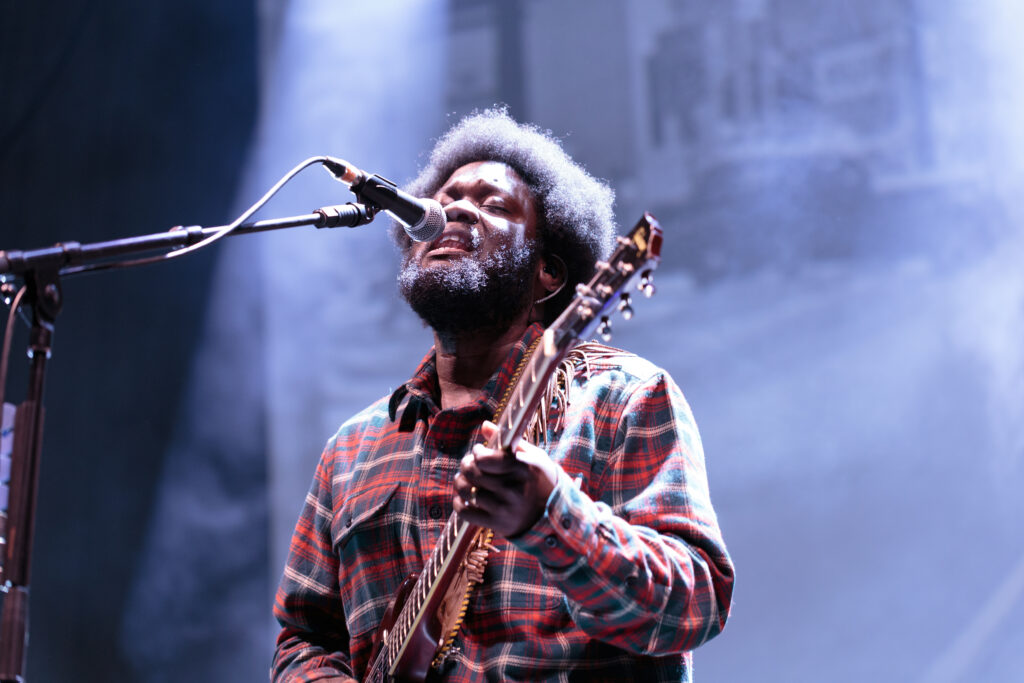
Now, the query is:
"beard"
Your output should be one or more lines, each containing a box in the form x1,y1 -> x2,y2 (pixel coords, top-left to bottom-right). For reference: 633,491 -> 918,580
398,240 -> 538,337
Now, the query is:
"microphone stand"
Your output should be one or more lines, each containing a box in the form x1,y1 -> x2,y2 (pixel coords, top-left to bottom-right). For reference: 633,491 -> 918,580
0,200 -> 376,682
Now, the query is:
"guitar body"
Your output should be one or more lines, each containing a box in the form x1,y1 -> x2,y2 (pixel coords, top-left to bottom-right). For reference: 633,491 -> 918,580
367,573 -> 439,683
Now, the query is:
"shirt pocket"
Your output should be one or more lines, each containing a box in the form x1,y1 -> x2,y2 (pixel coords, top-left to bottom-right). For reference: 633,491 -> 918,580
332,481 -> 400,549
331,482 -> 406,640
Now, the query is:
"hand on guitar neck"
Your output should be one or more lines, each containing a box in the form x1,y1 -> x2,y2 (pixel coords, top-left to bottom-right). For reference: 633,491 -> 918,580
452,420 -> 559,538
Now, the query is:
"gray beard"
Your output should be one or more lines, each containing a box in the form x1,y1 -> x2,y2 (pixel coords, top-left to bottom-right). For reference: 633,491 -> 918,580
398,241 -> 537,337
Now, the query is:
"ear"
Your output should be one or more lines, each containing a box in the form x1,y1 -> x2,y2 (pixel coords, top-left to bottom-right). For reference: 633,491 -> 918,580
535,254 -> 566,298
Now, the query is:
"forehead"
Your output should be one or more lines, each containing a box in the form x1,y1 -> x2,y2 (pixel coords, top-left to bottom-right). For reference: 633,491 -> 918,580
438,160 -> 529,195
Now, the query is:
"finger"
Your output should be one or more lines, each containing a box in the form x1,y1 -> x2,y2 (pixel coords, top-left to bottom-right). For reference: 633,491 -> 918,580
453,485 -> 498,522
471,443 -> 506,463
453,494 -> 489,526
505,439 -> 550,468
453,472 -> 480,507
473,424 -> 514,465
455,468 -> 508,508
470,443 -> 531,477
462,448 -> 529,490
457,470 -> 524,511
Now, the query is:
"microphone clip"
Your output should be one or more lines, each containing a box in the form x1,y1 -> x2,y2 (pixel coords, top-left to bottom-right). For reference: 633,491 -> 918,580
321,158 -> 403,222
321,156 -> 445,242
313,202 -> 378,229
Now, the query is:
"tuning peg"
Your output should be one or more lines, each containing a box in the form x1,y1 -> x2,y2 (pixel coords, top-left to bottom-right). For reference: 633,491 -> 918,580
1,281 -> 17,305
597,316 -> 613,342
617,293 -> 634,320
638,270 -> 655,298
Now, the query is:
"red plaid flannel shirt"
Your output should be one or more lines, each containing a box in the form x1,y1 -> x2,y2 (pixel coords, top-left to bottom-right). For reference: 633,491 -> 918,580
272,324 -> 733,682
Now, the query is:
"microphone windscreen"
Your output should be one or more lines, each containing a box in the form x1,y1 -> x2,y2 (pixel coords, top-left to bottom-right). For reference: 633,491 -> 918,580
405,200 -> 445,242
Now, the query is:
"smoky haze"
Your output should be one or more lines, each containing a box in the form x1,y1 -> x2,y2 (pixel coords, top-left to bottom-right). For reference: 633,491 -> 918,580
133,0 -> 1024,679
1,0 -> 1020,681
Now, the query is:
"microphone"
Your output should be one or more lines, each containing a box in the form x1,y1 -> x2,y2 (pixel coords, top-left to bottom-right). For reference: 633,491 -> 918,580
322,157 -> 445,242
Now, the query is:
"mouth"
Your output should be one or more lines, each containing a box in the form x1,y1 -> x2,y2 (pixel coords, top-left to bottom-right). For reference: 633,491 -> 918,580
426,227 -> 476,256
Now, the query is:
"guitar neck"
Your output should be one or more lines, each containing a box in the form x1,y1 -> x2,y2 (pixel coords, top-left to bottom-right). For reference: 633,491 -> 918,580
370,212 -> 663,681
493,328 -> 571,452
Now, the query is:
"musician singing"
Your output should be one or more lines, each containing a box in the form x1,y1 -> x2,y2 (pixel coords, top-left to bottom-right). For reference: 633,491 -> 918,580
271,109 -> 734,682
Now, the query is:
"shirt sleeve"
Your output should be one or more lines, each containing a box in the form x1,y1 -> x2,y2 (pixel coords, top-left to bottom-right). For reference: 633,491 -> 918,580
510,370 -> 735,656
272,445 -> 358,683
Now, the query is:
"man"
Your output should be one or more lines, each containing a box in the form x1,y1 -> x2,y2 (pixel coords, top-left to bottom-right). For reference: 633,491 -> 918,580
272,109 -> 734,682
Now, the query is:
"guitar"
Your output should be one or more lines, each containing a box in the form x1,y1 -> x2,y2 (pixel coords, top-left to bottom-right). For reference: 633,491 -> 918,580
362,212 -> 663,682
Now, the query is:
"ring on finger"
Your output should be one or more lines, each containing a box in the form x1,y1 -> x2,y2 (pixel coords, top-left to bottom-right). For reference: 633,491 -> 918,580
469,485 -> 478,507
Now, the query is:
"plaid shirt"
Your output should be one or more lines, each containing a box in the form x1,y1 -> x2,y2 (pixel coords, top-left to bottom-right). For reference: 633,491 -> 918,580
272,323 -> 733,682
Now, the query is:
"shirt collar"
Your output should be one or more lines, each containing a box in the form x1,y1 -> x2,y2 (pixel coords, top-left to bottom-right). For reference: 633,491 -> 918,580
387,322 -> 545,422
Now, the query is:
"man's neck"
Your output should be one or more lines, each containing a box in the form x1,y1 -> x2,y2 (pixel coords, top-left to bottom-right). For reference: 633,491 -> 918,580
432,315 -> 533,411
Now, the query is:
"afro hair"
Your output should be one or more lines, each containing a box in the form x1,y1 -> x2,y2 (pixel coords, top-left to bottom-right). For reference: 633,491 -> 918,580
395,108 -> 617,323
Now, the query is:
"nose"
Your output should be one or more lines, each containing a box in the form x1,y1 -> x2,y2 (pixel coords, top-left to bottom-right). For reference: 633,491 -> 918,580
443,199 -> 479,225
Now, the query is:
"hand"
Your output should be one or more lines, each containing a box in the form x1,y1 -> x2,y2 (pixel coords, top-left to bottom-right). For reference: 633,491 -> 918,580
453,420 -> 560,538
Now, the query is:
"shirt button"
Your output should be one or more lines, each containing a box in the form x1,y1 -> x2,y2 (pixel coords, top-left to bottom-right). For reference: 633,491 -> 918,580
560,517 -> 572,530
429,504 -> 443,519
545,535 -> 559,548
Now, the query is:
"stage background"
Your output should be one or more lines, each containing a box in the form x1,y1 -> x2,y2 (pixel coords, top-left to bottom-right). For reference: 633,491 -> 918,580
1,1 -> 1022,681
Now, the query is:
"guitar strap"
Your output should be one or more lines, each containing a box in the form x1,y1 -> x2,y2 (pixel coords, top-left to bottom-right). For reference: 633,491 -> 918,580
429,339 -> 617,670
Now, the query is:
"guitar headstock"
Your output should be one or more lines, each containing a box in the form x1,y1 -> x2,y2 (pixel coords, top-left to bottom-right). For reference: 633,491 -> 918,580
492,212 -> 663,451
552,212 -> 663,344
